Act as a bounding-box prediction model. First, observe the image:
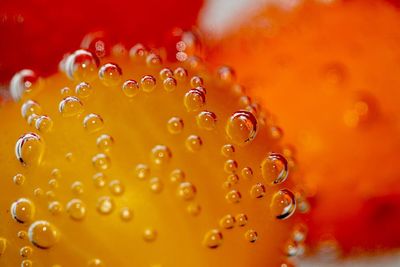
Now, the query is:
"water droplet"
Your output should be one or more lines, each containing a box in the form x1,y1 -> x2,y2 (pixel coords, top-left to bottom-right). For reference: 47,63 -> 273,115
203,229 -> 223,249
250,183 -> 266,199
13,174 -> 26,186
146,53 -> 162,67
177,182 -> 197,200
66,199 -> 86,221
244,229 -> 258,243
93,172 -> 107,188
271,189 -> 296,220
96,134 -> 114,152
11,198 -> 35,223
97,196 -> 114,215
71,181 -> 84,195
184,89 -> 206,112
109,180 -> 124,196
159,68 -> 173,80
163,77 -> 177,92
224,159 -> 238,174
226,111 -> 258,145
15,133 -> 44,166
19,246 -> 32,257
149,177 -> 163,193
35,115 -> 53,133
241,167 -> 253,180
190,76 -> 204,87
135,164 -> 150,180
217,66 -> 236,83
98,63 -> 122,87
174,67 -> 188,81
48,201 -> 63,215
225,190 -> 242,204
75,82 -> 93,98
59,96 -> 84,117
83,113 -> 104,133
196,111 -> 216,130
92,153 -> 111,170
150,145 -> 172,166
122,80 -> 139,98
28,220 -> 58,249
65,50 -> 99,81
261,153 -> 288,185
219,214 -> 235,229
10,69 -> 40,101
170,169 -> 185,183
167,117 -> 184,134
21,100 -> 41,119
140,75 -> 156,93
120,207 -> 133,222
236,213 -> 248,227
221,144 -> 235,157
185,135 -> 202,152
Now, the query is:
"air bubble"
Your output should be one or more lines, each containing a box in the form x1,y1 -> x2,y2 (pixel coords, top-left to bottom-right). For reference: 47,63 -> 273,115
10,69 -> 40,101
163,77 -> 177,92
15,133 -> 44,166
35,115 -> 53,133
21,100 -> 41,119
11,198 -> 35,223
48,201 -> 63,215
120,207 -> 133,222
236,214 -> 248,227
97,196 -> 114,215
146,53 -> 162,67
140,75 -> 156,93
196,111 -> 216,130
65,50 -> 99,81
59,96 -> 84,117
184,89 -> 206,112
244,229 -> 258,243
98,63 -> 122,87
96,134 -> 114,152
109,180 -> 124,196
143,228 -> 157,242
203,229 -> 223,249
250,183 -> 266,198
66,199 -> 86,220
150,145 -> 172,166
167,117 -> 184,134
219,214 -> 235,229
129,43 -> 147,60
135,164 -> 150,180
224,159 -> 238,174
217,66 -> 236,83
88,258 -> 105,267
241,167 -> 253,180
190,76 -> 204,87
149,177 -> 163,193
261,153 -> 289,185
20,246 -> 33,257
71,181 -> 84,195
122,80 -> 139,98
271,189 -> 296,220
226,111 -> 258,145
75,82 -> 93,98
170,169 -> 185,183
28,220 -> 58,249
92,153 -> 111,170
174,67 -> 188,81
225,190 -> 242,204
93,173 -> 107,188
185,135 -> 202,152
221,144 -> 235,157
177,182 -> 197,200
13,174 -> 26,186
159,68 -> 173,80
83,113 -> 104,133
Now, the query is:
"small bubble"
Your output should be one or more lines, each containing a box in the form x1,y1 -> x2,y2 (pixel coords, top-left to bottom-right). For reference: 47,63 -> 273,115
120,207 -> 133,222
250,183 -> 266,199
10,69 -> 40,101
11,198 -> 35,223
75,82 -> 93,98
203,229 -> 223,249
109,180 -> 124,196
236,214 -> 248,227
21,259 -> 33,267
140,75 -> 156,93
71,181 -> 84,195
292,224 -> 308,243
0,237 -> 6,255
88,258 -> 104,267
285,241 -> 298,257
28,220 -> 59,249
48,201 -> 63,215
185,135 -> 202,152
97,196 -> 114,215
92,153 -> 111,170
224,159 -> 238,174
129,43 -> 147,60
17,231 -> 27,240
21,100 -> 41,119
135,164 -> 150,180
149,177 -> 163,193
221,144 -> 235,157
241,167 -> 253,180
20,246 -> 33,257
167,117 -> 184,134
65,152 -> 74,162
60,86 -> 72,97
271,189 -> 296,220
59,96 -> 84,117
93,173 -> 107,188
219,214 -> 235,229
174,67 -> 188,81
224,174 -> 239,188
122,80 -> 139,98
225,190 -> 242,204
143,228 -> 157,242
184,89 -> 206,112
98,63 -> 122,87
170,169 -> 185,183
261,153 -> 289,185
65,50 -> 99,81
83,113 -> 104,133
15,133 -> 44,166
190,76 -> 204,87
66,199 -> 86,220
177,182 -> 197,200
35,115 -> 53,133
33,188 -> 44,197
217,66 -> 236,83
96,134 -> 114,152
159,68 -> 173,80
244,229 -> 258,243
150,145 -> 172,166
13,174 -> 26,185
226,111 -> 258,145
186,203 -> 201,216
196,111 -> 216,130
163,77 -> 177,92
51,169 -> 61,179
146,53 -> 162,67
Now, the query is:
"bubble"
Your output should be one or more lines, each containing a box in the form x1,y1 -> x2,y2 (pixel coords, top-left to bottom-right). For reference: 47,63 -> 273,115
120,207 -> 133,222
59,96 -> 84,117
96,134 -> 114,152
241,167 -> 253,180
150,145 -> 172,166
51,168 -> 61,179
219,214 -> 235,229
167,117 -> 184,134
33,188 -> 44,197
174,67 -> 188,81
271,189 -> 296,220
66,199 -> 86,221
250,183 -> 266,199
28,220 -> 59,249
15,133 -> 44,166
46,190 -> 56,199
65,50 -> 99,81
187,203 -> 201,216
225,190 -> 242,204
129,43 -> 147,60
140,75 -> 156,93
261,153 -> 289,185
98,63 -> 122,87
292,224 -> 308,243
13,174 -> 26,186
88,258 -> 105,267
0,237 -> 6,255
163,77 -> 177,92
75,82 -> 93,98
97,196 -> 114,215
217,66 -> 236,83
17,231 -> 27,240
93,173 -> 107,188
60,86 -> 72,97
285,241 -> 298,257
11,198 -> 35,223
244,229 -> 258,243
221,144 -> 235,157
21,100 -> 41,119
177,182 -> 197,200
35,115 -> 53,133
111,43 -> 127,57
224,159 -> 238,174
135,164 -> 150,180
146,53 -> 162,67
196,111 -> 216,130
109,180 -> 124,196
21,259 -> 33,267
122,80 -> 139,98
190,76 -> 204,87
203,229 -> 223,249
236,214 -> 248,227
184,89 -> 206,112
19,246 -> 33,257
143,228 -> 157,242
92,153 -> 111,170
149,177 -> 163,193
10,69 -> 40,101
81,31 -> 108,58
83,113 -> 104,133
224,174 -> 239,188
170,169 -> 185,183
185,135 -> 202,152
48,201 -> 63,215
71,181 -> 84,195
226,111 -> 258,145
159,68 -> 173,80
195,86 -> 207,95
26,114 -> 39,127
